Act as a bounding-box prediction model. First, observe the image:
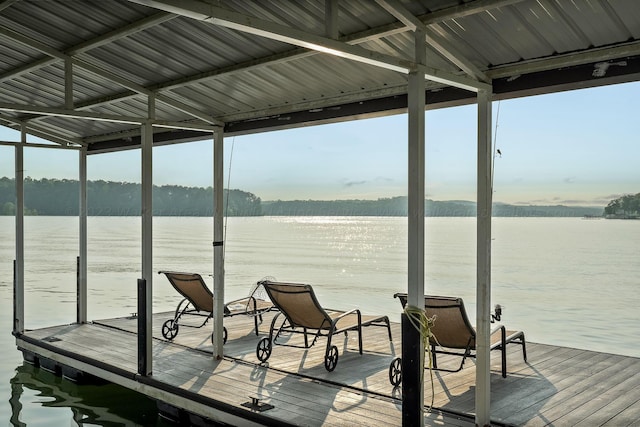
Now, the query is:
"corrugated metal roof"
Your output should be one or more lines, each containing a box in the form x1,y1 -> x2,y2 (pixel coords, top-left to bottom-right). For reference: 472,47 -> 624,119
1,0 -> 639,151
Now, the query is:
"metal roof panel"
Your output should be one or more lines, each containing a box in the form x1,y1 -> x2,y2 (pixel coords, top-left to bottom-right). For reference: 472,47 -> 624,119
0,0 -> 638,148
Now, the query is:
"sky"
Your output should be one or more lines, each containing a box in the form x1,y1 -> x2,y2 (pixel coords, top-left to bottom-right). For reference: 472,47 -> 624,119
1,81 -> 639,207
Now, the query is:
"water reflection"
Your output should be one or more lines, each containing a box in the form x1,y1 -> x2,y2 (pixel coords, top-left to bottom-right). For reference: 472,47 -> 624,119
9,363 -> 163,426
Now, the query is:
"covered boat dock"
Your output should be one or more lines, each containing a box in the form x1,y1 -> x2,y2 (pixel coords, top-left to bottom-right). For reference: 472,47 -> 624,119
2,1 -> 640,425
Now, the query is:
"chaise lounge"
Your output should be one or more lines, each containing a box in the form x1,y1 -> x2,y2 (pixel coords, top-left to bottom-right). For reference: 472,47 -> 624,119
255,280 -> 393,372
158,271 -> 274,344
389,293 -> 526,385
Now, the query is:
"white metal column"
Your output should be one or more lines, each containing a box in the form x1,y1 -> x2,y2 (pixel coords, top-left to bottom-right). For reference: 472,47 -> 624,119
14,128 -> 25,335
212,128 -> 225,359
406,27 -> 426,426
78,147 -> 88,323
475,88 -> 493,427
140,100 -> 154,375
407,34 -> 426,315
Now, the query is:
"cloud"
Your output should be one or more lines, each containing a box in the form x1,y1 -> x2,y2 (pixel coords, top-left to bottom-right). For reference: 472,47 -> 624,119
342,180 -> 367,188
563,176 -> 576,184
341,176 -> 395,188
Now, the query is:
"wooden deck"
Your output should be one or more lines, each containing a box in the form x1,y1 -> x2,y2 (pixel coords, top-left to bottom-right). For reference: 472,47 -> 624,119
15,310 -> 640,426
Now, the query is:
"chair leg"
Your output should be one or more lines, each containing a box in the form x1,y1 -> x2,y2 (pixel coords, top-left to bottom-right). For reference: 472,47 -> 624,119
253,315 -> 259,336
521,332 -> 527,362
326,330 -> 333,352
385,317 -> 392,341
501,327 -> 507,378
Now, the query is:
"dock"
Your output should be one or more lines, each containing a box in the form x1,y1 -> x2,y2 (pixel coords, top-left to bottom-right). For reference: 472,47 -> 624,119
14,311 -> 640,426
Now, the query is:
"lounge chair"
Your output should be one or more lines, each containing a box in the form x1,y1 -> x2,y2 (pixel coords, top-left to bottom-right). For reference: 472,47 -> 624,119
388,293 -> 526,385
158,271 -> 275,344
255,280 -> 393,372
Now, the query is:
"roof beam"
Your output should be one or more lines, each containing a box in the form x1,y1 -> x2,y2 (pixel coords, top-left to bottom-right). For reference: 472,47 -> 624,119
375,0 -> 489,82
128,0 -> 411,73
23,0 -> 503,118
127,0 -> 486,91
67,12 -> 177,56
0,103 -> 144,124
0,14 -> 222,127
420,0 -> 526,24
0,12 -> 175,83
0,115 -> 84,147
2,0 -> 522,122
487,41 -> 640,80
0,102 -> 224,133
0,0 -> 19,13
423,26 -> 489,83
376,0 -> 425,31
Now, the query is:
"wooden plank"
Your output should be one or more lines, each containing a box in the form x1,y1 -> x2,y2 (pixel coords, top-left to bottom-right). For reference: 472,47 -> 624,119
20,316 -> 640,427
572,378 -> 640,426
507,354 -> 636,426
489,347 -> 600,419
24,324 -> 409,426
154,356 -> 401,426
529,358 -> 640,426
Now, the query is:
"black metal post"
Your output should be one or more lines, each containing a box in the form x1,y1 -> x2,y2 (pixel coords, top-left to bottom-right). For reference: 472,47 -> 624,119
401,311 -> 422,425
76,256 -> 80,324
13,259 -> 17,336
137,278 -> 148,376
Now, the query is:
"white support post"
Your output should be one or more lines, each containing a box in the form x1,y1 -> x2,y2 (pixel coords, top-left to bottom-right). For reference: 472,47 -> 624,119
78,147 -> 88,323
475,88 -> 493,427
404,27 -> 426,427
212,128 -> 225,359
140,96 -> 154,375
14,127 -> 25,335
407,39 -> 426,309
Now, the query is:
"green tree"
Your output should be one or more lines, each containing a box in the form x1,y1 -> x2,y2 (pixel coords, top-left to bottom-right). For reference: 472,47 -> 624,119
2,201 -> 14,215
604,193 -> 640,217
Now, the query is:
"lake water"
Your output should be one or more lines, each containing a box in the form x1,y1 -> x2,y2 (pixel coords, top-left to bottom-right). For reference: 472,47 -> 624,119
1,216 -> 639,425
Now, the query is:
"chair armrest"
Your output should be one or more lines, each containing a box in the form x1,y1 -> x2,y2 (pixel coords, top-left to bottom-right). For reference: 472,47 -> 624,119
331,308 -> 362,331
333,307 -> 361,319
490,324 -> 506,336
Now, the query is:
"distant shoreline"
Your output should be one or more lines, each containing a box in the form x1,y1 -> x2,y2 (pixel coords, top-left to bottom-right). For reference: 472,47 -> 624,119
0,177 -> 605,218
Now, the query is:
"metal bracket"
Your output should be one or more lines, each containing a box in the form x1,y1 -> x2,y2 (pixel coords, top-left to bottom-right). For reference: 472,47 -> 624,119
241,395 -> 274,412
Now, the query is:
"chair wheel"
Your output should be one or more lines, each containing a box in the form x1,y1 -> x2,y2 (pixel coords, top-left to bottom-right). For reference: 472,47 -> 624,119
256,337 -> 272,362
324,345 -> 339,372
210,327 -> 228,345
389,357 -> 402,386
162,319 -> 178,340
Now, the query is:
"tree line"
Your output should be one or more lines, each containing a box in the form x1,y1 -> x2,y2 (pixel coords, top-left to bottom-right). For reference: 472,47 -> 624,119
0,176 -> 607,217
263,198 -> 604,217
604,193 -> 640,218
0,177 -> 261,216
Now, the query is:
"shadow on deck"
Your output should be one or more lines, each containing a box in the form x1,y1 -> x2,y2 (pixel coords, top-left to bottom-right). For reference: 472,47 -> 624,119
15,310 -> 640,426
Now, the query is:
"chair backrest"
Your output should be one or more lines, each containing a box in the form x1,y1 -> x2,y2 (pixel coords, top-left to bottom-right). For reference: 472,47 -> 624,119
261,281 -> 332,330
394,293 -> 476,349
160,271 -> 214,313
424,296 -> 476,349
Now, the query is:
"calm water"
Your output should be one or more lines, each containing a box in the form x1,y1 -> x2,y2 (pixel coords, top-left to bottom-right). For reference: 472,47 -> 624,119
1,216 -> 639,425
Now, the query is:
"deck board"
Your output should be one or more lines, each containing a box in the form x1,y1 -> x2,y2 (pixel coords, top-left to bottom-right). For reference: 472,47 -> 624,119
17,311 -> 640,426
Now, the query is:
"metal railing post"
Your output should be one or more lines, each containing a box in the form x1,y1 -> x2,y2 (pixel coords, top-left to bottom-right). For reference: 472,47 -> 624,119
137,278 -> 150,376
401,311 -> 423,425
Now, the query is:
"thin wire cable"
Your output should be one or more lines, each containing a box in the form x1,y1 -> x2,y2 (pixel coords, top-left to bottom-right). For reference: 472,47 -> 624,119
223,137 -> 235,260
491,100 -> 501,193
